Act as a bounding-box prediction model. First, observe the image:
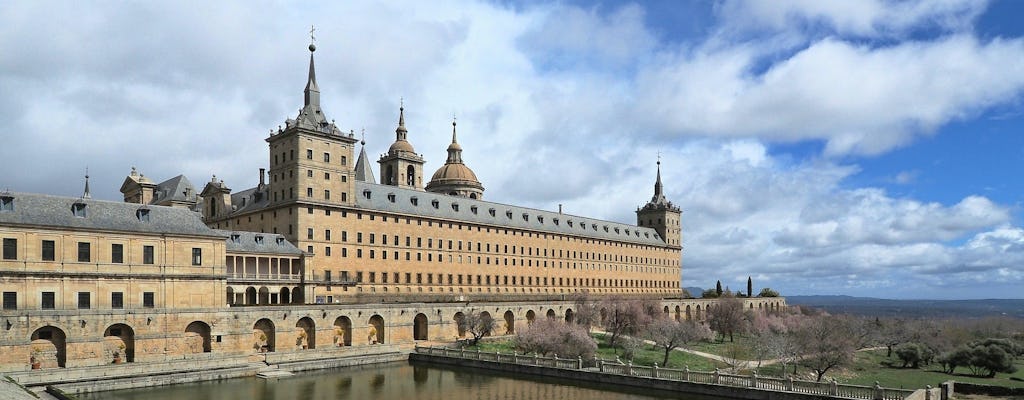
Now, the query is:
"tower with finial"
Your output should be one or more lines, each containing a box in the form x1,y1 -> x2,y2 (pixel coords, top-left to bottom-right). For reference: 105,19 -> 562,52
636,156 -> 682,247
252,31 -> 358,229
378,99 -> 426,190
425,117 -> 484,199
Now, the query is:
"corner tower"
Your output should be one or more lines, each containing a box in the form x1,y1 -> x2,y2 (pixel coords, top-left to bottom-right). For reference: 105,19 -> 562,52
425,120 -> 484,199
378,103 -> 425,190
264,40 -> 358,212
637,160 -> 682,247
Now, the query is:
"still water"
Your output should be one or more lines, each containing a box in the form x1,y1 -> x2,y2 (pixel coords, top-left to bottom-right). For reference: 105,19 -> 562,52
81,361 -> 724,400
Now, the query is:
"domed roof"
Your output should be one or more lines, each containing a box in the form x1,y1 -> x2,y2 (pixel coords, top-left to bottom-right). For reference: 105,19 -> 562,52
389,139 -> 416,154
430,163 -> 480,184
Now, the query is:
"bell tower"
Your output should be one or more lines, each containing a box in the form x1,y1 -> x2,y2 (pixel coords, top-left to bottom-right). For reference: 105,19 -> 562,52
378,103 -> 425,190
636,160 -> 682,247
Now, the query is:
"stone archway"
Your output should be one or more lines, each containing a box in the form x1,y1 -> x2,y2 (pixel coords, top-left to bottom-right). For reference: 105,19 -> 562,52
685,305 -> 692,321
103,324 -> 135,363
663,305 -> 670,316
245,287 -> 257,305
368,315 -> 385,344
296,317 -> 315,349
333,316 -> 353,346
30,326 -> 66,368
280,287 -> 291,304
413,313 -> 428,341
675,305 -> 682,321
226,287 -> 235,305
546,309 -> 556,319
695,305 -> 703,320
258,287 -> 270,304
479,311 -> 492,337
185,321 -> 212,353
453,312 -> 467,338
253,318 -> 275,352
503,310 -> 515,334
292,286 -> 303,304
525,310 -> 536,325
564,308 -> 574,324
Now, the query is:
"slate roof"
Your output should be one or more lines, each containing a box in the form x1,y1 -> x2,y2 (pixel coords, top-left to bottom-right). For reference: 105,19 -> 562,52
152,175 -> 198,205
218,230 -> 303,256
352,182 -> 668,246
0,192 -> 222,238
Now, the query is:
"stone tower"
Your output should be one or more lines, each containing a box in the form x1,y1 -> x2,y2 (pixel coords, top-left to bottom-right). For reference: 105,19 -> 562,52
261,41 -> 358,213
378,104 -> 425,190
636,160 -> 682,247
425,120 -> 484,199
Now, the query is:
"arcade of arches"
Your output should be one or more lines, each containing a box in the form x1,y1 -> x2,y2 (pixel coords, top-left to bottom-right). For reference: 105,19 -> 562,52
4,298 -> 784,371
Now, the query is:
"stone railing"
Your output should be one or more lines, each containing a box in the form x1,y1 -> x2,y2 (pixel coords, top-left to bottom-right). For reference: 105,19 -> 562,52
414,346 -> 915,400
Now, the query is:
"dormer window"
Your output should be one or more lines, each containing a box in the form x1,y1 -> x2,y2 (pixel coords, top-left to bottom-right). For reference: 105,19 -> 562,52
488,208 -> 496,217
470,206 -> 478,215
276,237 -> 285,245
644,233 -> 650,238
614,227 -> 620,234
71,202 -> 87,218
431,200 -> 440,209
410,197 -> 419,206
136,208 -> 151,222
538,216 -> 544,224
363,190 -> 372,199
230,234 -> 241,243
255,235 -> 264,244
553,218 -> 559,226
0,196 -> 13,211
567,220 -> 573,227
451,203 -> 459,212
387,193 -> 396,203
522,213 -> 529,221
506,210 -> 513,219
593,224 -> 599,231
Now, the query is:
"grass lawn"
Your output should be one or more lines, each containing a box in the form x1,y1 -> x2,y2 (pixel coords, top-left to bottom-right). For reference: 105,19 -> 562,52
459,333 -> 726,371
840,349 -> 1024,390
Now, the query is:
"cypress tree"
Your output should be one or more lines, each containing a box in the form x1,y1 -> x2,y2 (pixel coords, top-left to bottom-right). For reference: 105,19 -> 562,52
747,276 -> 753,298
715,280 -> 723,296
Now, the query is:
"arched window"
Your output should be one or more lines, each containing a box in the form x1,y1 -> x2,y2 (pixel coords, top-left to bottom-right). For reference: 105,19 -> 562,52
406,165 -> 415,186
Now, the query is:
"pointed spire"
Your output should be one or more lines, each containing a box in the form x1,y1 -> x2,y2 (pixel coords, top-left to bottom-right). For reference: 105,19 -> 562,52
82,168 -> 91,199
303,39 -> 320,107
395,100 -> 408,140
446,118 -> 463,163
654,158 -> 663,197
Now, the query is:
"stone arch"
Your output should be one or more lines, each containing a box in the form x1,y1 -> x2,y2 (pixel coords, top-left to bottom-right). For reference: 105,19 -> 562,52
664,305 -> 670,316
103,323 -> 135,363
525,310 -> 535,325
226,287 -> 235,305
546,309 -> 556,319
685,305 -> 692,320
413,313 -> 428,341
406,165 -> 415,186
453,312 -> 467,338
185,321 -> 212,353
245,287 -> 257,305
333,316 -> 353,346
30,326 -> 66,368
280,287 -> 291,304
564,308 -> 574,324
253,318 -> 275,352
368,315 -> 385,344
503,310 -> 515,334
695,305 -> 703,320
292,286 -> 303,304
258,287 -> 270,304
675,305 -> 682,321
479,311 -> 492,337
296,317 -> 315,349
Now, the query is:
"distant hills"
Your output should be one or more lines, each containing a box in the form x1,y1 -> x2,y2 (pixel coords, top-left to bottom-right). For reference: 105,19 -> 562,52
783,295 -> 1024,319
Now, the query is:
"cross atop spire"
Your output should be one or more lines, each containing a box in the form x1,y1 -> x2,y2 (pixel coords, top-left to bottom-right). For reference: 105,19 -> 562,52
395,101 -> 408,139
309,24 -> 316,49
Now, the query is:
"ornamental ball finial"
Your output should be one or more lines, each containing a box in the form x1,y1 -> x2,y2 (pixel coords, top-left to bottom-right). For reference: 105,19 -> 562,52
309,43 -> 316,52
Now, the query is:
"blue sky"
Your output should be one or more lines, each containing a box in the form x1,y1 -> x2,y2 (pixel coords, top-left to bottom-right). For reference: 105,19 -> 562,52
2,1 -> 1024,299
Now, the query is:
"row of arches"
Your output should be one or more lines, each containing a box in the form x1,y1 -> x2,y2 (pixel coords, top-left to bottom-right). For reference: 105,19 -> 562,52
227,286 -> 303,306
251,314 -> 385,352
28,321 -> 212,369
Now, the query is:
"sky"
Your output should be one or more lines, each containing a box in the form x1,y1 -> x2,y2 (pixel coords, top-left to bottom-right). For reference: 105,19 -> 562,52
2,1 -> 1024,299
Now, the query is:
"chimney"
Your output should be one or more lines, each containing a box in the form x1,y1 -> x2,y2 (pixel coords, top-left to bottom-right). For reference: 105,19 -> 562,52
558,204 -> 563,214
259,168 -> 266,186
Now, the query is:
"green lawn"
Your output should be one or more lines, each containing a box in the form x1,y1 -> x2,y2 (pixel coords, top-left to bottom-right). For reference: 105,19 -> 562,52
841,349 -> 1024,389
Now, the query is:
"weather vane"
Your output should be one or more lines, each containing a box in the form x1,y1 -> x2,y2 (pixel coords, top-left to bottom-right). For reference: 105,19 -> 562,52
309,24 -> 316,46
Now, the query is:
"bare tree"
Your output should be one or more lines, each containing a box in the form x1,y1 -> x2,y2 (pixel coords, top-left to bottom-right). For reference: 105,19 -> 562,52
707,295 -> 747,342
600,297 -> 656,348
646,319 -> 713,367
794,315 -> 857,382
572,293 -> 601,331
458,310 -> 495,346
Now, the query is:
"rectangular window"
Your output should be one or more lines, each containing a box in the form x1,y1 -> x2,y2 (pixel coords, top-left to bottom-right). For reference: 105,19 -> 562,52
77,242 -> 91,262
307,187 -> 313,197
325,246 -> 331,256
307,228 -> 314,240
143,292 -> 154,308
78,292 -> 90,309
357,232 -> 363,243
325,230 -> 331,241
306,149 -> 313,159
326,270 -> 332,281
41,292 -> 54,310
323,152 -> 330,163
416,273 -> 422,284
356,272 -> 363,282
382,272 -> 388,283
41,240 -> 55,261
142,245 -> 153,264
2,292 -> 15,310
324,190 -> 330,200
111,292 -> 124,309
370,272 -> 376,283
191,248 -> 202,266
405,273 -> 411,283
2,238 -> 16,260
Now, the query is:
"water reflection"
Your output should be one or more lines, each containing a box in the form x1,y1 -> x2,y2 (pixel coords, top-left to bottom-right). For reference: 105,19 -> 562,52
82,361 -> 725,400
